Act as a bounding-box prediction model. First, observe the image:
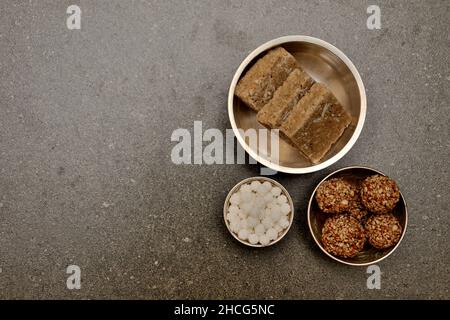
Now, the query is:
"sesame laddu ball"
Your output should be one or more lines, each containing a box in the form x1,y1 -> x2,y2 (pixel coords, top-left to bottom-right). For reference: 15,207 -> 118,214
348,201 -> 369,221
361,175 -> 400,214
321,214 -> 366,258
365,214 -> 402,249
315,178 -> 359,213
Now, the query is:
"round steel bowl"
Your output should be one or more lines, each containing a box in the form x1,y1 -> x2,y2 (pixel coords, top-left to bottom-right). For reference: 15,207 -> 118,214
307,166 -> 408,266
228,35 -> 366,174
224,176 -> 294,247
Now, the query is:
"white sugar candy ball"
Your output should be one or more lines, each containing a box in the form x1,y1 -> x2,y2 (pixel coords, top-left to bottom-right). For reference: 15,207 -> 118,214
277,194 -> 288,204
230,193 -> 240,205
270,197 -> 279,206
259,234 -> 270,246
262,181 -> 272,192
263,193 -> 273,204
248,233 -> 259,245
254,195 -> 264,206
274,224 -> 283,233
239,219 -> 248,230
247,216 -> 258,228
271,186 -> 282,197
247,199 -> 256,209
270,204 -> 280,215
255,224 -> 265,236
230,221 -> 240,233
227,211 -> 238,222
256,183 -> 266,195
280,203 -> 291,215
239,202 -> 251,215
240,184 -> 251,193
238,210 -> 247,219
254,201 -> 264,211
270,203 -> 280,214
266,228 -> 278,241
264,208 -> 272,218
250,180 -> 261,191
228,205 -> 239,215
240,190 -> 253,202
270,210 -> 281,223
248,205 -> 260,218
262,217 -> 273,229
256,199 -> 265,208
257,206 -> 267,219
231,214 -> 240,223
279,217 -> 289,229
238,229 -> 249,241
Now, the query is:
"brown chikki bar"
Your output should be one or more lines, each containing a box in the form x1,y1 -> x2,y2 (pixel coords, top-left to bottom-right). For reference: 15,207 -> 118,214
280,83 -> 351,164
235,47 -> 299,112
256,68 -> 314,129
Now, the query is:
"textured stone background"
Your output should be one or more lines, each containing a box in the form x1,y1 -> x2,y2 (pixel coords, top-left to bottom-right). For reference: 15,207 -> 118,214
0,0 -> 448,299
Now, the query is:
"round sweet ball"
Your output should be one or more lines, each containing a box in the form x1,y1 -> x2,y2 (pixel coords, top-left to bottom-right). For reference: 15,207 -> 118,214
248,233 -> 259,245
348,202 -> 369,221
250,180 -> 261,191
361,175 -> 400,214
238,229 -> 249,241
315,178 -> 358,214
365,214 -> 402,249
321,214 -> 366,258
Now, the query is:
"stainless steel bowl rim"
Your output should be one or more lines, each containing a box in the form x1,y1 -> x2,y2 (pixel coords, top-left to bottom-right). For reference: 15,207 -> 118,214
228,35 -> 367,174
223,176 -> 295,248
307,165 -> 408,266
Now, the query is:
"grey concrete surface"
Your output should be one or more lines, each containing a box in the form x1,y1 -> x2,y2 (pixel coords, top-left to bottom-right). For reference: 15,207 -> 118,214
0,0 -> 448,299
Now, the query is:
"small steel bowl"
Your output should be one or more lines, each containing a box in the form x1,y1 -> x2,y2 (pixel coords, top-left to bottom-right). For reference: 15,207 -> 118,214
308,166 -> 408,266
224,177 -> 294,247
228,35 -> 366,174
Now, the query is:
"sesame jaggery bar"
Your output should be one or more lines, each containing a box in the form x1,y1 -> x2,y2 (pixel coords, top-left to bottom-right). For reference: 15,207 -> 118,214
256,68 -> 314,129
280,83 -> 351,164
235,47 -> 299,112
